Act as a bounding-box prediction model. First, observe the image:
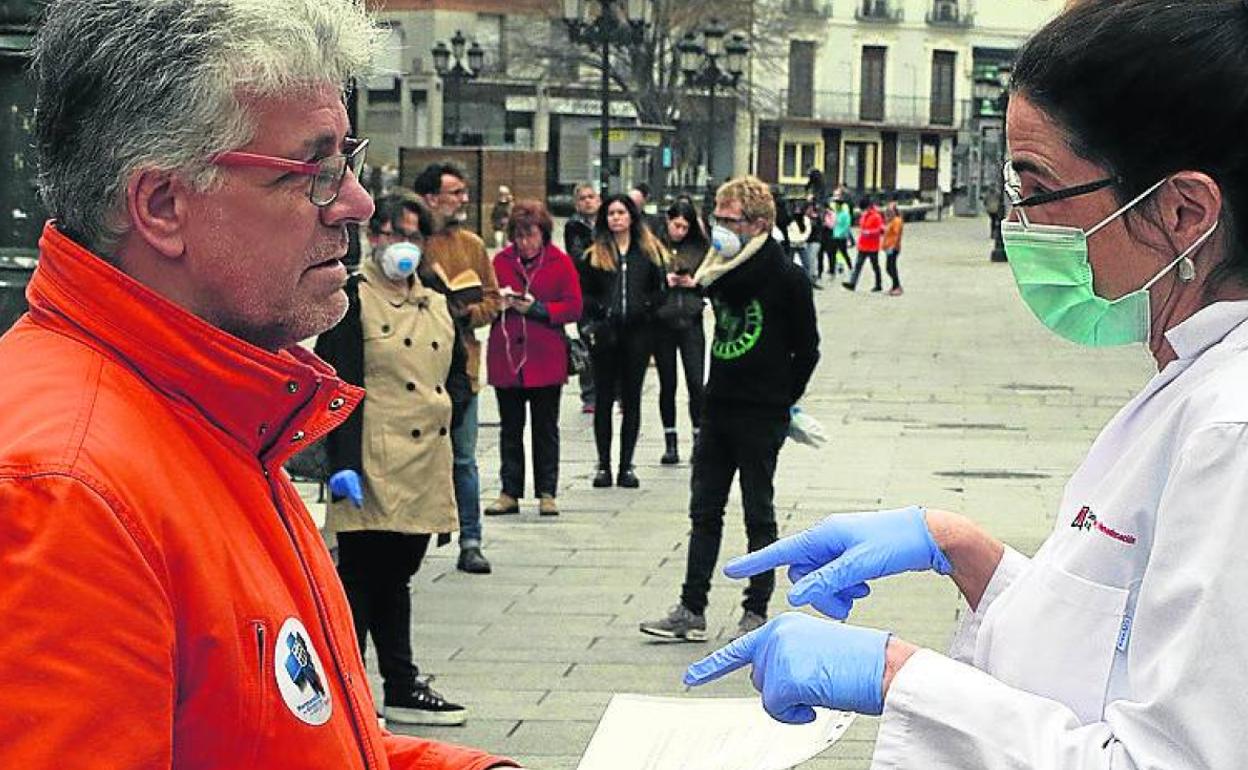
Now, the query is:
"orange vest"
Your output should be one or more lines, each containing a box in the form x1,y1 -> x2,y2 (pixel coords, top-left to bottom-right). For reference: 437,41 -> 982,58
0,223 -> 513,770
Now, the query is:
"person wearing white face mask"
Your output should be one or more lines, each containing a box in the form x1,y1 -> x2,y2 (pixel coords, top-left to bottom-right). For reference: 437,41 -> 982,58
314,194 -> 474,727
640,175 -> 820,642
680,2 -> 1248,767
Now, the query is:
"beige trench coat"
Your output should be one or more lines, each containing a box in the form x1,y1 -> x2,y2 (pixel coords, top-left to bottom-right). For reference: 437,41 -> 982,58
328,260 -> 458,535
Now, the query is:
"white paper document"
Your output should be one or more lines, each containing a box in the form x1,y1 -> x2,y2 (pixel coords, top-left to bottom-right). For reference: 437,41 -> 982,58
576,694 -> 856,770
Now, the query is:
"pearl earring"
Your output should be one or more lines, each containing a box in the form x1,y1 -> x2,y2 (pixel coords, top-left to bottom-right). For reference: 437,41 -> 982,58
1178,257 -> 1196,283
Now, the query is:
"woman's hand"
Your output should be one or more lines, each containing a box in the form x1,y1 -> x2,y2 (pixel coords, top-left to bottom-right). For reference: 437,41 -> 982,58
666,272 -> 696,289
684,613 -> 895,720
510,294 -> 534,314
724,506 -> 952,620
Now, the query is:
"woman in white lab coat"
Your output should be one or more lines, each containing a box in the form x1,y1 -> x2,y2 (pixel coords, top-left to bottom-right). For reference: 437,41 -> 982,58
684,1 -> 1248,767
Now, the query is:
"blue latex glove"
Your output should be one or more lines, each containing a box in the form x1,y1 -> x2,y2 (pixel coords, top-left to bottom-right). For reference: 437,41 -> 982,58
684,612 -> 890,721
328,469 -> 363,509
724,505 -> 952,620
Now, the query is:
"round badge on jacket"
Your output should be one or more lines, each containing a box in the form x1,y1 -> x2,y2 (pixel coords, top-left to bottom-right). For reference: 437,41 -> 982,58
274,617 -> 333,725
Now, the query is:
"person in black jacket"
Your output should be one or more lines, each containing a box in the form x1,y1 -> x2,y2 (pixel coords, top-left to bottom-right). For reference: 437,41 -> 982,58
578,193 -> 666,488
640,175 -> 820,642
563,182 -> 600,413
654,197 -> 710,465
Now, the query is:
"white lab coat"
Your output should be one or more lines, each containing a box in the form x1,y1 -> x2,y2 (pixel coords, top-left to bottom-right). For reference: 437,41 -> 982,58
872,301 -> 1248,769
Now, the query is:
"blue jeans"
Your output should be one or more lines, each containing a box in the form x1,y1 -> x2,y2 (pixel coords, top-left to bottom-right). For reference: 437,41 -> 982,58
452,393 -> 482,547
801,241 -> 820,282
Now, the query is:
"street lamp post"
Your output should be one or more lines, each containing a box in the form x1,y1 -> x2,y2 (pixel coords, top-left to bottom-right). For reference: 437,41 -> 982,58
431,30 -> 484,147
561,0 -> 652,196
678,22 -> 749,186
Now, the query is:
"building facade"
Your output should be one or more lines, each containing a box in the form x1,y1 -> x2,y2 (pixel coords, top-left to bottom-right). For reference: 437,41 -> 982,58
753,0 -> 1059,209
358,1 -> 757,202
359,0 -> 680,200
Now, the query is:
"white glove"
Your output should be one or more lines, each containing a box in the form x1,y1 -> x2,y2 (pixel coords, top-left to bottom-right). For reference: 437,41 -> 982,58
788,406 -> 827,449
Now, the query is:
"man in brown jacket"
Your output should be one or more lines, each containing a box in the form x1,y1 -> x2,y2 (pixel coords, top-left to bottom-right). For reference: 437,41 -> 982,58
414,162 -> 502,574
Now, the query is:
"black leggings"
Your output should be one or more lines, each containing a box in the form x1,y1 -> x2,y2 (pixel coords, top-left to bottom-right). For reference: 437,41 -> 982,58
654,322 -> 705,432
591,325 -> 652,468
336,530 -> 431,697
826,236 -> 853,272
885,248 -> 901,289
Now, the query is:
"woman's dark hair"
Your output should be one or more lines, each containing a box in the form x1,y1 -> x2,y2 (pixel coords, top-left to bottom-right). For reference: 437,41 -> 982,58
369,192 -> 432,238
505,199 -> 553,244
1012,0 -> 1248,283
587,193 -> 665,270
665,198 -> 710,253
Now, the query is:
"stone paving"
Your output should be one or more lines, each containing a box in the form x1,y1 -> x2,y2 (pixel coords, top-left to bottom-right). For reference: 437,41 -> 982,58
301,213 -> 1156,768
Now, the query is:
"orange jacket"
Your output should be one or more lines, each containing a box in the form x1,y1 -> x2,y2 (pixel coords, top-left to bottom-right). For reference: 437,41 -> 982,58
882,216 -> 903,251
0,223 -> 517,770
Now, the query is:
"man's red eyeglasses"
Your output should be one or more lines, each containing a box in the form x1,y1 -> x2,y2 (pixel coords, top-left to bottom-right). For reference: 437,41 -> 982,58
213,137 -> 368,208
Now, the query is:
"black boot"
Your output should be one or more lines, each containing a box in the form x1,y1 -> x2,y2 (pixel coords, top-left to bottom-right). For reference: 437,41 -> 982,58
593,462 -> 613,488
617,465 -> 640,488
660,432 -> 680,465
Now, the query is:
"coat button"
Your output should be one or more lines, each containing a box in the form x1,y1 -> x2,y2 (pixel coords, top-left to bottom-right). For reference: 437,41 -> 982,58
286,381 -> 299,394
435,386 -> 443,394
329,397 -> 346,411
382,324 -> 391,333
411,428 -> 422,438
406,382 -> 416,392
404,338 -> 413,347
516,336 -> 525,344
439,427 -> 448,436
431,340 -> 439,350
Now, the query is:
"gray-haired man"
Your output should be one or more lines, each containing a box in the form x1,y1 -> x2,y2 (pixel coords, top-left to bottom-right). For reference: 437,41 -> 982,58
0,0 -> 516,767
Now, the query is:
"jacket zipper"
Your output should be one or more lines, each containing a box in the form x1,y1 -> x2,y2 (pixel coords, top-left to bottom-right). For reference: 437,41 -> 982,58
621,250 -> 629,320
255,621 -> 266,674
263,463 -> 376,770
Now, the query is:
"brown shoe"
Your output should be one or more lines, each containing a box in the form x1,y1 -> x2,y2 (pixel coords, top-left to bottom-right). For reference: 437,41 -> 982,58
538,495 -> 559,516
484,493 -> 520,516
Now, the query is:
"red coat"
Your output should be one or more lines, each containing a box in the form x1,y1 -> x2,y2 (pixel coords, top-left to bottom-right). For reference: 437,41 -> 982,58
487,242 -> 583,389
858,206 -> 885,252
0,223 -> 516,770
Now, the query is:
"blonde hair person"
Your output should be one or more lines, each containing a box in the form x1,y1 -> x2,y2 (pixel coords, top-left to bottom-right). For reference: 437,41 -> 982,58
639,173 -> 820,643
715,175 -> 777,230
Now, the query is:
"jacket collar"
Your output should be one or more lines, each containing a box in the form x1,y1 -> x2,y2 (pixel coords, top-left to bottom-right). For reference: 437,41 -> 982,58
694,233 -> 770,288
1164,300 -> 1248,362
25,222 -> 364,466
359,257 -> 434,307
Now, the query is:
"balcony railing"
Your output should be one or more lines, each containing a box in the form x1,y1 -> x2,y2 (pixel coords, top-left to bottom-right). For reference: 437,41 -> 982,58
926,1 -> 973,27
855,0 -> 903,22
778,90 -> 972,128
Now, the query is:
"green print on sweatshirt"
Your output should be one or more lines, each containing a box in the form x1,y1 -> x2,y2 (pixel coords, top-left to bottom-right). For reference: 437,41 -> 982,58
711,298 -> 764,360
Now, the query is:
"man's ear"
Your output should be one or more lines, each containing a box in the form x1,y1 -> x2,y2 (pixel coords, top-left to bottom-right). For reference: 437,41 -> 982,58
126,168 -> 189,260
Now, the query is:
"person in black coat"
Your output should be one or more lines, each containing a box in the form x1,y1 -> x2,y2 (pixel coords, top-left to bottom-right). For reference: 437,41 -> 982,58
577,193 -> 666,489
563,182 -> 601,412
640,175 -> 819,642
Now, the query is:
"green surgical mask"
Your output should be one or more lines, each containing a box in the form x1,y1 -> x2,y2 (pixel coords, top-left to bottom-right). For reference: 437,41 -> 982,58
1002,178 -> 1218,347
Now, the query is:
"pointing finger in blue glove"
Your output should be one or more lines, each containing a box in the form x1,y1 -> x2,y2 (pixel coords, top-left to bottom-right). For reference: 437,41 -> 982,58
723,506 -> 951,620
684,612 -> 890,721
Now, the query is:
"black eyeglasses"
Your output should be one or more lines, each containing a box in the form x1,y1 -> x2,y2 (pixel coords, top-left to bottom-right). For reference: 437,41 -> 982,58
378,224 -> 420,241
1003,160 -> 1119,209
708,214 -> 748,228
